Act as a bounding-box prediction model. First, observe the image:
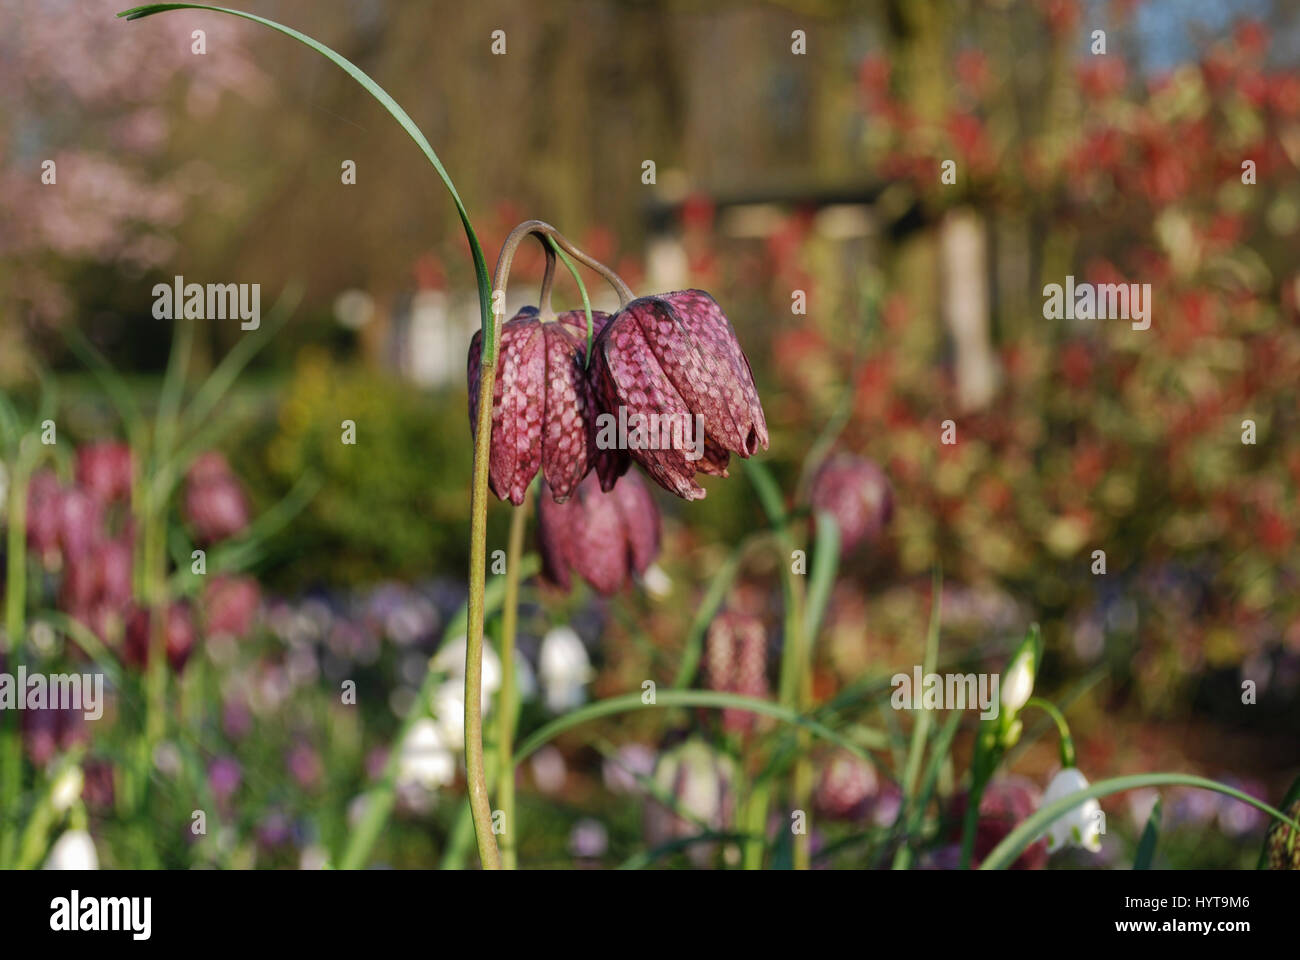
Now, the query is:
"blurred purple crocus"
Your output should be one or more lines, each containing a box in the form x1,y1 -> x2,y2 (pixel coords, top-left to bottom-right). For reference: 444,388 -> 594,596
208,755 -> 242,803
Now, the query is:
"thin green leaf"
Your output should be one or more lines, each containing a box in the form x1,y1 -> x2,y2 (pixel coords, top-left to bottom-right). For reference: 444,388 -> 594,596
618,831 -> 754,870
154,313 -> 195,464
60,324 -> 144,444
174,282 -> 300,442
802,509 -> 840,642
513,690 -> 875,770
546,236 -> 596,367
900,567 -> 942,800
1134,796 -> 1161,870
743,458 -> 788,530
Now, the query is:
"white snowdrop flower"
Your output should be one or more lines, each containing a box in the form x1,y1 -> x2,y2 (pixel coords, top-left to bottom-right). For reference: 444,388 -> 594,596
642,563 -> 672,599
50,766 -> 84,814
299,845 -> 329,870
1000,648 -> 1035,718
1042,767 -> 1103,853
432,636 -> 502,695
431,680 -> 467,750
45,829 -> 99,870
396,718 -> 455,791
539,626 -> 594,713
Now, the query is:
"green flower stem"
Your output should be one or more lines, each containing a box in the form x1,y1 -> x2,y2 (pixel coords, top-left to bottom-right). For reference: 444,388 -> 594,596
3,439 -> 31,657
0,440 -> 34,867
545,237 -> 596,365
980,773 -> 1300,870
496,484 -> 533,870
958,735 -> 992,869
893,568 -> 942,868
1024,697 -> 1075,769
467,361 -> 502,869
340,559 -> 537,870
742,459 -> 808,869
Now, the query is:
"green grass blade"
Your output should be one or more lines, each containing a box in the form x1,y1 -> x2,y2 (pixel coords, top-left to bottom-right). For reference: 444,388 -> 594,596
900,567 -> 942,800
175,282 -> 300,442
513,690 -> 874,769
1134,795 -> 1161,869
802,510 -> 840,642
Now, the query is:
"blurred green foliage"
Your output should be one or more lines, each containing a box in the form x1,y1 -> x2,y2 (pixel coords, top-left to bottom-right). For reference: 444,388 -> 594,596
239,350 -> 492,588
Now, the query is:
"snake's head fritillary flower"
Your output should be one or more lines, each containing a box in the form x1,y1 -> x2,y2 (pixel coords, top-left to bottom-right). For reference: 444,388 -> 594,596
808,454 -> 893,556
202,574 -> 262,639
76,442 -> 134,504
590,290 -> 768,500
26,469 -> 63,560
468,307 -> 610,504
57,487 -> 103,558
814,751 -> 880,821
123,602 -> 197,673
703,612 -> 769,734
1041,766 -> 1104,853
183,452 -> 250,544
536,470 -> 660,595
949,775 -> 1047,869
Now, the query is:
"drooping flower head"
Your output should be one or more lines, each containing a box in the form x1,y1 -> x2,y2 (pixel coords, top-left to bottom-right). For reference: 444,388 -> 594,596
468,307 -> 610,504
703,611 -> 769,734
590,290 -> 768,500
1041,766 -> 1104,854
807,453 -> 893,556
536,470 -> 660,595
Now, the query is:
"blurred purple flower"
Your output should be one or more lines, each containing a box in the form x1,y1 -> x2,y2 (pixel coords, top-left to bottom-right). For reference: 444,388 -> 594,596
202,575 -> 261,639
537,471 -> 660,595
123,602 -> 196,672
208,755 -> 242,802
808,453 -> 893,556
76,442 -> 133,503
182,452 -> 250,544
